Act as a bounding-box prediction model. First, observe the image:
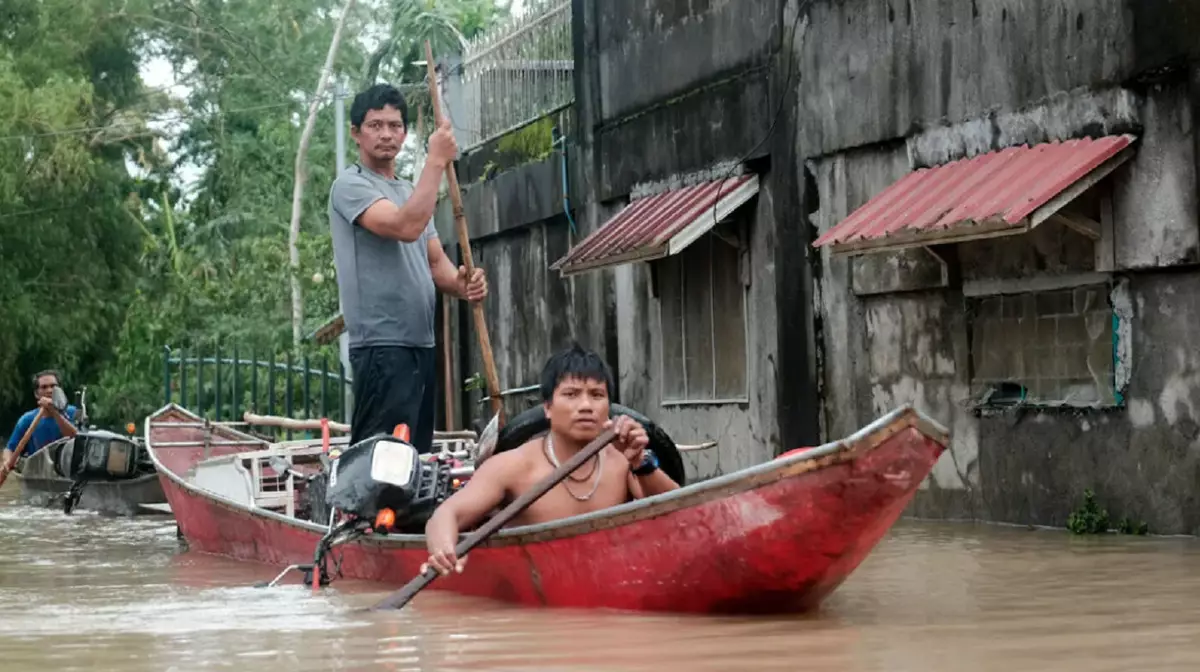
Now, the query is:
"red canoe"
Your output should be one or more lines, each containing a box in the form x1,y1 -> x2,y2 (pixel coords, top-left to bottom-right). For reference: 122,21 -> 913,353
146,404 -> 947,614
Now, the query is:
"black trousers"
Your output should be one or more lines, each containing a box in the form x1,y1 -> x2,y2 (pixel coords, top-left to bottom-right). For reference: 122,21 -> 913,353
348,345 -> 436,454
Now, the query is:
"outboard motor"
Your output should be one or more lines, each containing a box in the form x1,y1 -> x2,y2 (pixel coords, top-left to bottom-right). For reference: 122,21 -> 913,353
54,430 -> 144,481
325,427 -> 455,532
51,429 -> 147,515
256,426 -> 460,591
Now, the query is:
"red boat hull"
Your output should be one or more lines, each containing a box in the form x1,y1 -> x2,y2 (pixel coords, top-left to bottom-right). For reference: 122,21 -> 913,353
148,405 -> 947,614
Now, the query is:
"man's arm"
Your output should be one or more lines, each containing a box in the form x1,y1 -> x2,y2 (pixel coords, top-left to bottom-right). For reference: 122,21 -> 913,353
47,404 -> 77,438
608,415 -> 681,501
427,235 -> 488,302
352,119 -> 458,242
627,468 -> 681,500
423,452 -> 515,575
427,235 -> 465,298
355,161 -> 445,243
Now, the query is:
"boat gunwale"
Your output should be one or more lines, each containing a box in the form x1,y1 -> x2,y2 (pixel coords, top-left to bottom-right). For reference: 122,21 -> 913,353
145,403 -> 948,549
14,471 -> 162,489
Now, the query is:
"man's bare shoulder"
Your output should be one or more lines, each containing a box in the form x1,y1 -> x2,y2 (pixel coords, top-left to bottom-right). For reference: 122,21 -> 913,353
473,441 -> 536,480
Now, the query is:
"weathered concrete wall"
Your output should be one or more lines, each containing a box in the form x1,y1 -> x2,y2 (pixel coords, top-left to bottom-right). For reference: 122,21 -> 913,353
436,165 -> 612,427
1112,81 -> 1200,268
808,144 -> 908,441
566,0 -> 805,469
615,175 -> 781,482
453,157 -> 569,240
796,0 -> 1136,157
452,219 -> 614,426
977,272 -> 1200,535
590,0 -> 783,198
595,74 -> 772,199
809,80 -> 1200,532
595,0 -> 778,120
1130,0 -> 1200,75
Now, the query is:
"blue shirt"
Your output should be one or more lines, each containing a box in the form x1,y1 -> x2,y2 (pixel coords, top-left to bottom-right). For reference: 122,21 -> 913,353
6,406 -> 78,457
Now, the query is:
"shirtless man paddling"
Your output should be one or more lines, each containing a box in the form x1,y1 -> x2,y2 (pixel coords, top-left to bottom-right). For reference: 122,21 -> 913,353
422,345 -> 681,575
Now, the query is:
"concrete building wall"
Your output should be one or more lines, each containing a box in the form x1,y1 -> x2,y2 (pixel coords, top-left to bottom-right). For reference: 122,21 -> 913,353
595,0 -> 779,120
794,0 -> 1136,156
809,74 -> 1200,532
614,175 -> 781,482
562,0 -> 800,475
436,158 -> 615,428
444,0 -> 1200,530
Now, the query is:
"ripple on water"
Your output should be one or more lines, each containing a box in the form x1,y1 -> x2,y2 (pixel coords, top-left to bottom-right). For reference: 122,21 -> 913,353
4,495 -> 1200,671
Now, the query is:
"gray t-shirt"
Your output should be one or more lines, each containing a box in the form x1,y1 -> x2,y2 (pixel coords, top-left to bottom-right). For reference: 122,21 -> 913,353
328,165 -> 438,349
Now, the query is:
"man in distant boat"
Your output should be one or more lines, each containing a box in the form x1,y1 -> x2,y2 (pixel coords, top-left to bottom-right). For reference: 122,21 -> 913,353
328,83 -> 487,455
1,370 -> 78,477
422,345 -> 681,575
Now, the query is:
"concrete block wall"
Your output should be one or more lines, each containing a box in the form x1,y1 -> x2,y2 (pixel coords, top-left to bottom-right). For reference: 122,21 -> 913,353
800,1 -> 1200,532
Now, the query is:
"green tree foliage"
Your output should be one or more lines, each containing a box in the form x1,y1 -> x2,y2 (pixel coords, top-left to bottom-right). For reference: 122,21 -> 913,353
0,0 -> 166,431
0,0 -> 510,433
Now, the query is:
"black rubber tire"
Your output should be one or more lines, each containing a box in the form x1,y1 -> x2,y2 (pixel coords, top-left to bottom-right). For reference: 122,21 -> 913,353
493,404 -> 687,486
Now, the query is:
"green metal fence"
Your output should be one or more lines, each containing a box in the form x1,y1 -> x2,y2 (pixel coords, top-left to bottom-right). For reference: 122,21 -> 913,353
162,345 -> 350,440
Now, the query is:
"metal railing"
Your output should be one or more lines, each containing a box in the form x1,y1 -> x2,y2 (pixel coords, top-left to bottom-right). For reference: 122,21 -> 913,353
452,1 -> 573,151
162,345 -> 350,440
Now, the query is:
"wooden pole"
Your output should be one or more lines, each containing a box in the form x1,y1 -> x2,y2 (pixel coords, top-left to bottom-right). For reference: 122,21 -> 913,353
0,409 -> 44,487
423,41 -> 504,426
241,412 -> 477,441
443,298 -> 455,430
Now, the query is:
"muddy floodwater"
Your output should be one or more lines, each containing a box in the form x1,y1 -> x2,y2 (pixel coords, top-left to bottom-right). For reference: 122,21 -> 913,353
2,484 -> 1199,671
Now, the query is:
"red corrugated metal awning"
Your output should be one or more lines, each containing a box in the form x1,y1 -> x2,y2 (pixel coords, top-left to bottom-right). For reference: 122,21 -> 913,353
551,173 -> 759,276
813,135 -> 1137,256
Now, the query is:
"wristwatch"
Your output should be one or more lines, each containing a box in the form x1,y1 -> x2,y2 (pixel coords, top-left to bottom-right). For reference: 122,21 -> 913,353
632,449 -> 659,476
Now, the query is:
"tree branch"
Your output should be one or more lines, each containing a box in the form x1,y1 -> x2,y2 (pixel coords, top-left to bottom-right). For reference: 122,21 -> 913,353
289,0 -> 358,347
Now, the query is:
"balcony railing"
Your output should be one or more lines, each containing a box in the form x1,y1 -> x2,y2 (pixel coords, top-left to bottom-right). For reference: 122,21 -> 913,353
449,1 -> 573,152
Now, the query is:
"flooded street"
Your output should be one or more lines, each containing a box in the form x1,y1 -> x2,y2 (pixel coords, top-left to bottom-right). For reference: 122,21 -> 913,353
2,483 -> 1199,671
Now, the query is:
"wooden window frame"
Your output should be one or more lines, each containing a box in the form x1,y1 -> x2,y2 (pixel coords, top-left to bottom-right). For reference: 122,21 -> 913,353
656,229 -> 751,407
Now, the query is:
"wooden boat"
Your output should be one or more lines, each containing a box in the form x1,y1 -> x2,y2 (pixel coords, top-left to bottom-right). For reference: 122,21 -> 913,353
146,403 -> 948,614
13,437 -> 166,517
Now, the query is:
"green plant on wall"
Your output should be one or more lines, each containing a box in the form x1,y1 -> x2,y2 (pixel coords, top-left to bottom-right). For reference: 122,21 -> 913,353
1067,489 -> 1150,536
463,371 -> 486,392
1067,489 -> 1110,534
495,116 -> 555,164
1116,516 -> 1149,536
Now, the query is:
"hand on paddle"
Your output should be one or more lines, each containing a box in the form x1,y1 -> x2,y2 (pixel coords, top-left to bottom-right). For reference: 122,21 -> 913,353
606,415 -> 650,467
422,542 -> 467,577
458,265 -> 487,302
427,118 -> 458,169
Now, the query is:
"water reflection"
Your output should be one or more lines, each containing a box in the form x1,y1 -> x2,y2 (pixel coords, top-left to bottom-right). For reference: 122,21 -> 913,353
2,485 -> 1199,671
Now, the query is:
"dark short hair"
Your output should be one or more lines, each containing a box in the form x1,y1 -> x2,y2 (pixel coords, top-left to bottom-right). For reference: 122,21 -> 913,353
540,344 -> 614,401
32,369 -> 60,390
349,83 -> 409,130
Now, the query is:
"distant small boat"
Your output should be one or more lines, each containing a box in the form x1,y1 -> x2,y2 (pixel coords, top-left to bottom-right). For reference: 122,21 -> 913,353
14,435 -> 166,517
147,403 -> 947,614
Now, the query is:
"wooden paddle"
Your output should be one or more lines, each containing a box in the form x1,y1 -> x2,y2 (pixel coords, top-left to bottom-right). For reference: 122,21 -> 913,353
423,40 -> 504,427
0,409 -> 44,488
370,426 -> 619,611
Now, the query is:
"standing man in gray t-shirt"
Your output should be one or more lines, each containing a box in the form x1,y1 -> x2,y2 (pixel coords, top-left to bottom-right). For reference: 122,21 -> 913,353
329,83 -> 487,454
